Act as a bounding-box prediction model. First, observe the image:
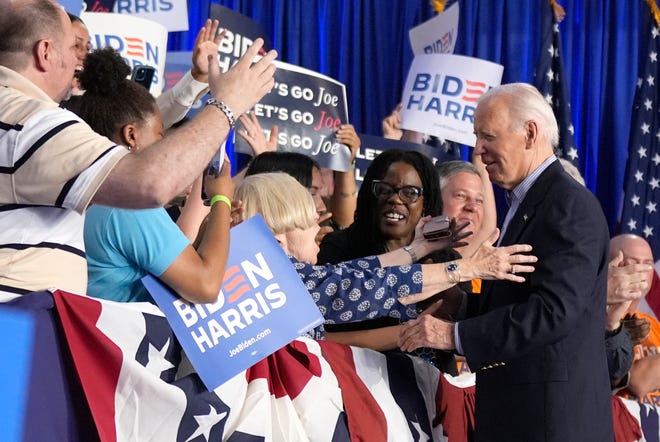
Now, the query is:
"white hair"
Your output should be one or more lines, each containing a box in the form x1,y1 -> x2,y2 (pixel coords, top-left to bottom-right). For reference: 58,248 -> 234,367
478,83 -> 559,148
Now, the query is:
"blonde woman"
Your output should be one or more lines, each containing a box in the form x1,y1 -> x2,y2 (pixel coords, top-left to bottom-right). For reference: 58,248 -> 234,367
234,173 -> 537,338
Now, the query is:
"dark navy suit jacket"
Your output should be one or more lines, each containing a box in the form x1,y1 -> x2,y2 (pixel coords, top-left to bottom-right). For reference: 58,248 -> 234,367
459,160 -> 613,441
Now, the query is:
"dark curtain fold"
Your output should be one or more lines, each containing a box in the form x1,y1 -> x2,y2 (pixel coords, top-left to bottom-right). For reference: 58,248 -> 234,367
169,0 -> 649,232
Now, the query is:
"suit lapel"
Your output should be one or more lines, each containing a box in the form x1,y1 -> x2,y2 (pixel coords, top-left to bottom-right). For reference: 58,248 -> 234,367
499,161 -> 563,247
481,161 -> 564,303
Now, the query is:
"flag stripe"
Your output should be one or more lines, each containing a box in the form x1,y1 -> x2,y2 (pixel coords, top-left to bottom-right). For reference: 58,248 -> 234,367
319,340 -> 389,441
52,290 -> 121,442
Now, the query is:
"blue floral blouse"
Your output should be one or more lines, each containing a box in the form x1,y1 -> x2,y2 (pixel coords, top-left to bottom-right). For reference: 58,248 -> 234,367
289,255 -> 423,339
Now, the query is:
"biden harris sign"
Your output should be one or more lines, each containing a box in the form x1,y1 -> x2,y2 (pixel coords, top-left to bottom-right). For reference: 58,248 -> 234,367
399,54 -> 503,146
81,12 -> 168,96
143,216 -> 324,390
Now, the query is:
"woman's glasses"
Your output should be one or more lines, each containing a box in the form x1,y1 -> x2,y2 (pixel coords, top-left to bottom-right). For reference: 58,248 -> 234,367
371,180 -> 423,204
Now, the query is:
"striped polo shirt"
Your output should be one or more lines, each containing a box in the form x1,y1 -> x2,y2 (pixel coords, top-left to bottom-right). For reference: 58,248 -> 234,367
0,66 -> 128,298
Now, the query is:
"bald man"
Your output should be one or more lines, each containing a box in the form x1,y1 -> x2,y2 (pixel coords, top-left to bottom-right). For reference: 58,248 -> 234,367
610,234 -> 660,404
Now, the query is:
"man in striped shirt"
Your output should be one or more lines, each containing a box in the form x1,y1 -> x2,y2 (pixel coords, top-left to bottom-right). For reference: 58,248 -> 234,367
0,0 -> 277,299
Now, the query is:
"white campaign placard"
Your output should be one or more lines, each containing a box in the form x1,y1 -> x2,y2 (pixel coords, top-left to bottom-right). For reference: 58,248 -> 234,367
81,12 -> 168,96
399,54 -> 503,146
112,0 -> 189,32
409,2 -> 459,55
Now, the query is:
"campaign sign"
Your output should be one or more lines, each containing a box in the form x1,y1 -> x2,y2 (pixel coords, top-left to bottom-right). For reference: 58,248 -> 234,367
163,51 -> 192,93
210,4 -> 270,72
409,2 -> 459,55
232,61 -> 352,171
81,0 -> 115,12
113,0 -> 188,32
399,54 -> 503,146
143,215 -> 324,390
352,133 -> 462,188
82,12 -> 168,96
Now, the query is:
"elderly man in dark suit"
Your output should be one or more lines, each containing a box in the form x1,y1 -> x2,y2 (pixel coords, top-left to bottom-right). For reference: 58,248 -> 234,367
400,83 -> 613,441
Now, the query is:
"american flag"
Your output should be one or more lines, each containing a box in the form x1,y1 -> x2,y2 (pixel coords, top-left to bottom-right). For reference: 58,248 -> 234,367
620,8 -> 660,259
8,290 -> 659,441
50,289 -> 475,441
533,1 -> 579,165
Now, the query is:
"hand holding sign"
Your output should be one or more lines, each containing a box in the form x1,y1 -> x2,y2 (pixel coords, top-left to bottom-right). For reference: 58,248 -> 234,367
208,38 -> 278,118
203,156 -> 233,200
335,124 -> 360,165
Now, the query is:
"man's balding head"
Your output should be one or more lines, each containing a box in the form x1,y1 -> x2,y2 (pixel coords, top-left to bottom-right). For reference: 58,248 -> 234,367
0,0 -> 66,70
610,234 -> 655,298
0,0 -> 78,102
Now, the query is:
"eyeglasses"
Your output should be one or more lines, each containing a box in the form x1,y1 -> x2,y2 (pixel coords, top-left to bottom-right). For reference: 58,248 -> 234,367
371,180 -> 423,204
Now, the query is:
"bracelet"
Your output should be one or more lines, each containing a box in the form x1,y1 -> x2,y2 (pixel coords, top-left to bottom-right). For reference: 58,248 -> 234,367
209,194 -> 232,210
403,245 -> 418,263
445,261 -> 461,284
206,98 -> 236,128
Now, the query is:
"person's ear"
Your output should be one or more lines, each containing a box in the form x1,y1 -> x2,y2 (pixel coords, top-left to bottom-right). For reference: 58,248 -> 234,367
273,232 -> 288,252
524,120 -> 539,148
33,39 -> 53,72
120,124 -> 138,151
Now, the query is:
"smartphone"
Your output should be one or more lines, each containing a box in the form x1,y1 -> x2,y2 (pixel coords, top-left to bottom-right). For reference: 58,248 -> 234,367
422,215 -> 452,240
131,65 -> 156,90
206,146 -> 226,178
201,147 -> 227,203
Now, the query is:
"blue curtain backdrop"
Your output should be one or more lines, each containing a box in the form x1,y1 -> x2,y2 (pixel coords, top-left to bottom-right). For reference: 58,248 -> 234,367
168,0 -> 651,233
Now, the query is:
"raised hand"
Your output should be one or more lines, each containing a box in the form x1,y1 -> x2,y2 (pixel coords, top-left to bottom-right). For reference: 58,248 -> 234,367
207,38 -> 278,118
203,156 -> 234,200
236,112 -> 278,156
191,19 -> 226,83
382,103 -> 403,140
335,124 -> 360,164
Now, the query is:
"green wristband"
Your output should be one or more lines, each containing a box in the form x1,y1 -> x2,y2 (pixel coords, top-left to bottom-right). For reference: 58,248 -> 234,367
209,194 -> 232,210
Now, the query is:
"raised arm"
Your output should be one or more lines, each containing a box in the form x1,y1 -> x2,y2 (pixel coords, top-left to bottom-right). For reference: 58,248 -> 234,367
174,174 -> 209,242
93,39 -> 278,209
157,19 -> 225,129
400,229 -> 536,305
330,124 -> 360,228
158,158 -> 233,303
